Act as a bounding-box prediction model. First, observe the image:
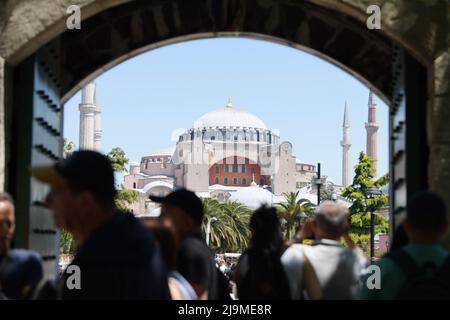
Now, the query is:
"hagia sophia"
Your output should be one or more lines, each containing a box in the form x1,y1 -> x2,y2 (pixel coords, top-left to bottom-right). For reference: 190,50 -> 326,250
77,83 -> 378,215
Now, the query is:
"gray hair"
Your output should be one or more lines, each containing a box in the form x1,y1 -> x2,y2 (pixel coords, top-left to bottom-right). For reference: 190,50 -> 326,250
314,201 -> 346,236
0,192 -> 14,206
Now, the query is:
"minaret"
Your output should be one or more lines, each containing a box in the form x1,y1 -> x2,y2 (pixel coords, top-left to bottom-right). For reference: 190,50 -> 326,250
93,88 -> 102,151
79,82 -> 96,150
341,101 -> 351,187
365,90 -> 379,177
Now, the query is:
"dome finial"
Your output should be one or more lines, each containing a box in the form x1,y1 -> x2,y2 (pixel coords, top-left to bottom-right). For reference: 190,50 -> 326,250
226,97 -> 233,108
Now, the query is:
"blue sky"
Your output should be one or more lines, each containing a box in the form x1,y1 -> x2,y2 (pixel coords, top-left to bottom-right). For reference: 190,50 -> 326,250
63,38 -> 388,184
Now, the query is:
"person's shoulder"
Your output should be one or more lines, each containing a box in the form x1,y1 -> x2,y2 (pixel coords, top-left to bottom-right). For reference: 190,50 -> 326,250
179,236 -> 212,258
9,249 -> 41,259
7,249 -> 43,266
180,236 -> 208,249
281,244 -> 306,264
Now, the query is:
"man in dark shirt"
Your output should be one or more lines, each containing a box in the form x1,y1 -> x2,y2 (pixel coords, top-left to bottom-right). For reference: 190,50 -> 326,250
32,151 -> 170,299
150,189 -> 223,300
0,192 -> 43,300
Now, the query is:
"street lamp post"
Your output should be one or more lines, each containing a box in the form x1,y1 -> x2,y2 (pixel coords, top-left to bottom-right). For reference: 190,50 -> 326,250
367,186 -> 382,261
312,163 -> 323,206
206,217 -> 218,247
270,174 -> 274,206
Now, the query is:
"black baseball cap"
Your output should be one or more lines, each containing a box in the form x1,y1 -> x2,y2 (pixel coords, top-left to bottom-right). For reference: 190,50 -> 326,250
149,188 -> 204,225
31,150 -> 117,206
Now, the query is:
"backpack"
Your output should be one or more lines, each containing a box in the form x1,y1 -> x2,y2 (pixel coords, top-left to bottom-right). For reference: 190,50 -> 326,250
238,248 -> 291,300
387,248 -> 450,300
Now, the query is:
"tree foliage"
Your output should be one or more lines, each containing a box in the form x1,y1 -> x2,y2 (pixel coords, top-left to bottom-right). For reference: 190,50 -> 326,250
63,138 -> 75,158
60,229 -> 75,254
107,148 -> 138,213
107,147 -> 129,173
341,152 -> 389,247
115,184 -> 139,212
201,198 -> 252,253
276,191 -> 316,240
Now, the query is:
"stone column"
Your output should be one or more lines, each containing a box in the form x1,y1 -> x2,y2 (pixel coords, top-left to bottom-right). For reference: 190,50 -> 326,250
79,82 -> 96,150
0,56 -> 5,191
365,91 -> 379,177
430,49 -> 450,248
341,101 -> 351,187
93,90 -> 102,151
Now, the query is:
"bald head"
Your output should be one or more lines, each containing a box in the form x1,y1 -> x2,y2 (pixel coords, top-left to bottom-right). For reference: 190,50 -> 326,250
314,201 -> 346,240
0,192 -> 15,255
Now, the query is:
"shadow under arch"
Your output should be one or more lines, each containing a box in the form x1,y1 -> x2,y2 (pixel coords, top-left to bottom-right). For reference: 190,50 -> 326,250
58,0 -> 393,103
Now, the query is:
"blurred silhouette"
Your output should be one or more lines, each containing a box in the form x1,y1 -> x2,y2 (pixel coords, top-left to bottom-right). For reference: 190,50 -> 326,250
32,151 -> 170,299
235,206 -> 291,300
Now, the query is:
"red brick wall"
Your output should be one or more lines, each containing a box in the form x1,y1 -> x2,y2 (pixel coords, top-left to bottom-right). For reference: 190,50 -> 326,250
209,156 -> 269,186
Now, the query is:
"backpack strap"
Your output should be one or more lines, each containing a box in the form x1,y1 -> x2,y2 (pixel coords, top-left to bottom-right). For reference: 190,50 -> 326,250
386,248 -> 423,281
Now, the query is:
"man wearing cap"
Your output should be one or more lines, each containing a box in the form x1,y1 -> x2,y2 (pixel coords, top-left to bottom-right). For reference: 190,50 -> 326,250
0,192 -> 43,300
32,150 -> 170,299
150,189 -> 224,300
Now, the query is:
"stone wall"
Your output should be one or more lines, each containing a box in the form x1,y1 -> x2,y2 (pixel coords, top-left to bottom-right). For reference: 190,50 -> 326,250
0,56 -> 4,191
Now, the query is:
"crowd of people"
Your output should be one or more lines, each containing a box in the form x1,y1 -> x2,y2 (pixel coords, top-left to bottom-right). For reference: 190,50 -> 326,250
1,150 -> 449,300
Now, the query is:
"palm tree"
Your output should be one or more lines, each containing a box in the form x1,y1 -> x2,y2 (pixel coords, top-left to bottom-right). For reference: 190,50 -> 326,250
201,198 -> 251,253
276,191 -> 315,240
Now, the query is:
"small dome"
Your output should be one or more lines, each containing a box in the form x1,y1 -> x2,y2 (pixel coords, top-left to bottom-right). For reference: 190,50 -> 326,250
193,100 -> 267,130
149,147 -> 175,157
229,187 -> 279,210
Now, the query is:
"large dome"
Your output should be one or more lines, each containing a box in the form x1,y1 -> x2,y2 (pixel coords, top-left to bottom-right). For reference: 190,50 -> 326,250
193,100 -> 267,130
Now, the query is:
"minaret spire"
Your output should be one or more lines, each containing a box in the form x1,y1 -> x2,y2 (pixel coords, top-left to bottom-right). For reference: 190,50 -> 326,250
226,97 -> 233,108
341,100 -> 351,187
365,90 -> 379,177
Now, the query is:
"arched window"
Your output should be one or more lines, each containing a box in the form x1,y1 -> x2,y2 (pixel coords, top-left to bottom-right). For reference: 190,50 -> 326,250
242,178 -> 247,185
133,182 -> 136,189
214,177 -> 219,184
224,177 -> 228,185
233,178 -> 238,185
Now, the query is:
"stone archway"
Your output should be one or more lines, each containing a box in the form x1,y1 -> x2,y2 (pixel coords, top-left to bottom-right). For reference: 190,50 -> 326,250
1,0 -> 450,276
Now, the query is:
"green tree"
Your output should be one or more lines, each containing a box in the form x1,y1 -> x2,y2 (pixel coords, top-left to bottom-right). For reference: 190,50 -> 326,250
60,139 -> 77,252
107,147 -> 138,212
341,152 -> 389,250
201,198 -> 251,253
107,147 -> 129,173
60,229 -> 76,254
63,138 -> 75,158
115,184 -> 139,212
276,191 -> 315,240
